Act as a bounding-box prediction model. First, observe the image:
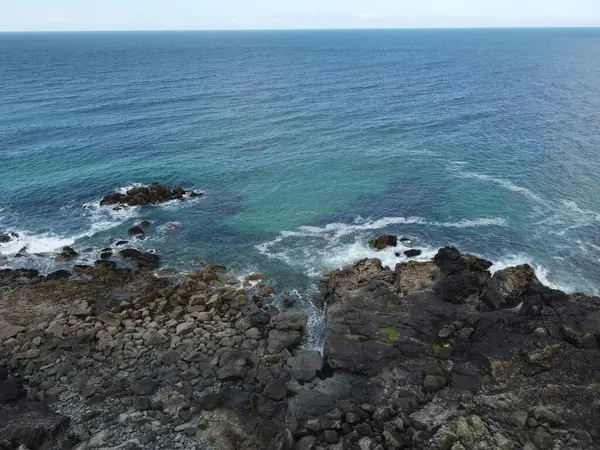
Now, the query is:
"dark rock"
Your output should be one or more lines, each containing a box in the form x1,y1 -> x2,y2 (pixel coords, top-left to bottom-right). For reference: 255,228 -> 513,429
119,249 -> 142,260
130,377 -> 158,396
293,435 -> 316,450
267,329 -> 302,353
481,264 -> 541,310
136,252 -> 160,270
423,375 -> 446,393
128,226 -> 145,237
139,220 -> 151,228
100,251 -> 113,260
46,270 -> 71,280
99,183 -> 191,208
94,259 -> 117,270
0,378 -> 25,404
323,430 -> 339,444
133,396 -> 152,411
115,240 -> 129,246
263,378 -> 287,401
0,401 -> 69,449
55,246 -> 78,262
198,392 -> 221,411
100,193 -> 126,206
73,265 -> 94,274
118,248 -> 160,269
270,312 -> 308,331
290,350 -> 322,382
404,249 -> 422,258
368,235 -> 397,250
354,423 -> 372,437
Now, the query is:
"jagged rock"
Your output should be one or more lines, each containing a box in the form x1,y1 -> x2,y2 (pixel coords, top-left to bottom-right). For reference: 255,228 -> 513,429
217,349 -> 253,381
263,378 -> 287,401
394,260 -> 440,296
55,246 -> 78,262
100,183 -> 200,207
128,226 -> 145,237
129,377 -> 158,396
290,350 -> 322,381
0,401 -> 69,449
368,235 -> 397,250
0,321 -> 26,340
47,269 -> 71,280
404,249 -> 422,258
68,300 -> 92,317
270,312 -> 308,331
118,249 -> 160,269
509,410 -> 528,428
118,249 -> 142,260
267,329 -> 302,353
245,274 -> 265,282
481,264 -> 541,310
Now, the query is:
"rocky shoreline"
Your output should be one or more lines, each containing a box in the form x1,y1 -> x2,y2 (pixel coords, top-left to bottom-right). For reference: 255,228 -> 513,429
0,242 -> 599,449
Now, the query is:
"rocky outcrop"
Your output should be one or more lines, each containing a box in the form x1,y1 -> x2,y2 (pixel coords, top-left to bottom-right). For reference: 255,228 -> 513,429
403,249 -> 422,258
118,248 -> 160,269
298,246 -> 600,449
369,235 -> 398,250
0,233 -> 18,244
0,361 -> 69,449
1,246 -> 599,450
55,246 -> 78,262
0,262 -> 300,450
100,183 -> 200,207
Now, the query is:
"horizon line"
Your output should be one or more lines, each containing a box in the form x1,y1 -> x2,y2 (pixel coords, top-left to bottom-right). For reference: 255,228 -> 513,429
1,25 -> 600,33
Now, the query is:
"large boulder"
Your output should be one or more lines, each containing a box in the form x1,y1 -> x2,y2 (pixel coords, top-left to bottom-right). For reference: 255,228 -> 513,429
480,264 -> 541,310
55,246 -> 78,262
368,235 -> 397,250
270,312 -> 308,332
431,247 -> 493,304
0,365 -> 69,449
314,247 -> 600,450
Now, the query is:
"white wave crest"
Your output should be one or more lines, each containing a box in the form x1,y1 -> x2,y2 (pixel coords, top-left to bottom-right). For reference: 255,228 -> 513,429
489,253 -> 574,293
458,171 -> 543,202
0,231 -> 78,256
256,215 -> 504,278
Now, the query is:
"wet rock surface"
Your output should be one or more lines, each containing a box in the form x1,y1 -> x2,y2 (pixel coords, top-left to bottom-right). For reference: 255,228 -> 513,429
99,183 -> 200,207
0,245 -> 599,449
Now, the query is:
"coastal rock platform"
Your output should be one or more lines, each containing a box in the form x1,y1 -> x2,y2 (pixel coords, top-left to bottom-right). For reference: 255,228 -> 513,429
0,246 -> 599,449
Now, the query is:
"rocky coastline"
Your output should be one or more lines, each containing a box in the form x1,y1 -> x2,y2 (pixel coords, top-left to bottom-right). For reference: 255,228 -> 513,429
0,235 -> 599,449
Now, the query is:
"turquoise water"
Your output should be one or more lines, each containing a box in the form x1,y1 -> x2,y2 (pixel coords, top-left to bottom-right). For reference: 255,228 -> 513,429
1,29 -> 600,345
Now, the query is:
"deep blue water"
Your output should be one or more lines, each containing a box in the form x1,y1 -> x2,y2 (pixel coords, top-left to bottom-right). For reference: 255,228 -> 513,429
1,29 -> 600,344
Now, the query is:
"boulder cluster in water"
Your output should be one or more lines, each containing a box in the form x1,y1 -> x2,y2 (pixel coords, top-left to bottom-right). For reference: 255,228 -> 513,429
0,244 -> 599,449
100,182 -> 200,207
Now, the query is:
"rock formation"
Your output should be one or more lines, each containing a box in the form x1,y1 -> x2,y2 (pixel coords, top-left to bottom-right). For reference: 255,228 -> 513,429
100,183 -> 200,207
0,246 -> 599,450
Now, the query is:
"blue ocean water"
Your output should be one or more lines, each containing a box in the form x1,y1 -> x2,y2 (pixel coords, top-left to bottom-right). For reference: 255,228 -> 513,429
1,29 -> 600,344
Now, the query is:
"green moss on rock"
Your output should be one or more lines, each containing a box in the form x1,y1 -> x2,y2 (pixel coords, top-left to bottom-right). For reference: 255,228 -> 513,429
379,327 -> 400,342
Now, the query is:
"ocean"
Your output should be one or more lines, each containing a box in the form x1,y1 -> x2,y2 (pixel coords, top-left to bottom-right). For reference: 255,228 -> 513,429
1,29 -> 600,348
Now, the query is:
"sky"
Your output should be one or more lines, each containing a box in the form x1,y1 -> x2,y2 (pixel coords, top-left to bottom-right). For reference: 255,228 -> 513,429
1,0 -> 600,32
